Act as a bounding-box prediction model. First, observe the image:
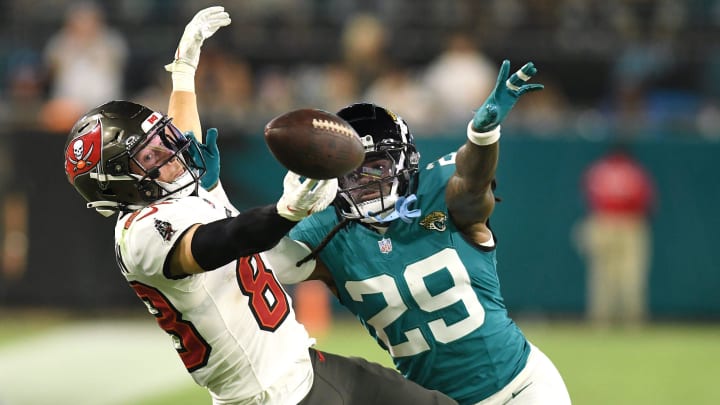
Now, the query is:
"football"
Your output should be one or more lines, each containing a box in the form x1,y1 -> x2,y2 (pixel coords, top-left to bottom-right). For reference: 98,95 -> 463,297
264,108 -> 365,179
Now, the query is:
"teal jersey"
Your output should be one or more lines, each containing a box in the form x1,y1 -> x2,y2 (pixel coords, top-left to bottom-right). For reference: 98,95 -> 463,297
290,152 -> 530,404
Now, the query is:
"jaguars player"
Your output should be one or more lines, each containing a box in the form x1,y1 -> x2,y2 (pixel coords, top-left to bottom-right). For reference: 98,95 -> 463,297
275,62 -> 572,404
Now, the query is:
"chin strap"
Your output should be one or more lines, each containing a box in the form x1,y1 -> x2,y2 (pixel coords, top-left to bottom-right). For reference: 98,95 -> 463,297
367,194 -> 421,224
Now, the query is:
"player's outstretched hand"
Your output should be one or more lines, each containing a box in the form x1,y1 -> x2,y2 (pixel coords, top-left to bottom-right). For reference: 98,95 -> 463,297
471,60 -> 543,133
187,128 -> 220,191
276,172 -> 338,221
165,6 -> 231,73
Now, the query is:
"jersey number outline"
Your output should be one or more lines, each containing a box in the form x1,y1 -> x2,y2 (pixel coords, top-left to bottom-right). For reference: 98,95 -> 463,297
345,248 -> 485,357
129,255 -> 289,373
130,281 -> 211,372
237,254 -> 290,331
425,152 -> 457,170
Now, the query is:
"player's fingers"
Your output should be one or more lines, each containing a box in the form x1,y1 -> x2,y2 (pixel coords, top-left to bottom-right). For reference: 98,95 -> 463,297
196,6 -> 225,18
520,62 -> 537,77
518,83 -> 545,95
494,60 -> 511,89
315,179 -> 337,192
191,6 -> 225,23
506,62 -> 537,91
310,179 -> 338,209
207,13 -> 231,26
283,171 -> 301,188
205,128 -> 218,145
204,128 -> 219,154
196,8 -> 229,30
312,179 -> 338,199
300,178 -> 319,193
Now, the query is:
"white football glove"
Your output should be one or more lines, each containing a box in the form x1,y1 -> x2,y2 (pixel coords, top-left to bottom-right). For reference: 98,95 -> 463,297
164,6 -> 231,91
277,172 -> 338,221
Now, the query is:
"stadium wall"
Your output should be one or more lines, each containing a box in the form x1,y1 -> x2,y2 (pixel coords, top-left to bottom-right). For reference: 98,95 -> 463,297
2,131 -> 718,319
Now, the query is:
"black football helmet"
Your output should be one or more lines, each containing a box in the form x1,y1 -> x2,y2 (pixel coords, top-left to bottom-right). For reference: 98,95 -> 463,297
64,100 -> 206,216
335,103 -> 420,223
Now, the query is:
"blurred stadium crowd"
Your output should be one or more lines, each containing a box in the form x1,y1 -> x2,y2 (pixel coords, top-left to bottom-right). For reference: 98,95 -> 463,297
0,0 -> 719,314
0,0 -> 719,140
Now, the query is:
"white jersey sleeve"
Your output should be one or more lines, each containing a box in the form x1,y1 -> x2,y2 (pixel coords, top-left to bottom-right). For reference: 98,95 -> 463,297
205,180 -> 238,214
116,196 -> 222,280
113,192 -> 314,405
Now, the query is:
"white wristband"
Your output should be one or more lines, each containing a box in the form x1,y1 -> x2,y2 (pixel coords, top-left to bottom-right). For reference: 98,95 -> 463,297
171,70 -> 195,93
466,121 -> 501,146
165,61 -> 196,93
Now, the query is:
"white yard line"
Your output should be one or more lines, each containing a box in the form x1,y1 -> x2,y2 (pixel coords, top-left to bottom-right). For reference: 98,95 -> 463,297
0,319 -> 198,405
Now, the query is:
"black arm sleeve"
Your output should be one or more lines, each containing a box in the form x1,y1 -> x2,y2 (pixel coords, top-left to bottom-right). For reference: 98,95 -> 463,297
191,204 -> 296,271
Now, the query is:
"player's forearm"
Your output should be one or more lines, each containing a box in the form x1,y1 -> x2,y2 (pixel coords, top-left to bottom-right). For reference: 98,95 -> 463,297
168,90 -> 202,142
454,140 -> 499,191
165,7 -> 230,142
262,238 -> 316,284
191,205 -> 296,271
445,136 -> 499,226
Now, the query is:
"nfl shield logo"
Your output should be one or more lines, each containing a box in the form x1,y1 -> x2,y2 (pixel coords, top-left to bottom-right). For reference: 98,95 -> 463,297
378,238 -> 393,254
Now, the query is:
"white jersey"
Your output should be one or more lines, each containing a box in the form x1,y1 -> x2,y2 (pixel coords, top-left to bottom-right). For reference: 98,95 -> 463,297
114,188 -> 314,405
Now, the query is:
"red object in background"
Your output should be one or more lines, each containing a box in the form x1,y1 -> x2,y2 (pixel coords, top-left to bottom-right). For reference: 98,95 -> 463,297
293,280 -> 332,339
584,152 -> 655,216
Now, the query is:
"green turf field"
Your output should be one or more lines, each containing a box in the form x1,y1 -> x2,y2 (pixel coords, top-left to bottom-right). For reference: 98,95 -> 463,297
0,314 -> 718,405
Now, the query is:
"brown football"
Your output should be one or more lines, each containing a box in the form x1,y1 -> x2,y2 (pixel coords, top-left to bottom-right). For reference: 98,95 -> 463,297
264,108 -> 365,179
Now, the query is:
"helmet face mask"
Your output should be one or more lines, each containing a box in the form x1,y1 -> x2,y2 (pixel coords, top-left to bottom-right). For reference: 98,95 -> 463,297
128,120 -> 196,186
335,103 -> 420,223
64,101 -> 206,216
339,151 -> 400,220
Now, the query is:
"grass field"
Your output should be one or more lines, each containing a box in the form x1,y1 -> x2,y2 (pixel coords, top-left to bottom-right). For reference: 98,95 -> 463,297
0,313 -> 718,405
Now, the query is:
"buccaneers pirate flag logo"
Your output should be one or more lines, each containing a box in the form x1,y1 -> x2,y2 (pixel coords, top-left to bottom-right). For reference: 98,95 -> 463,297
65,121 -> 102,184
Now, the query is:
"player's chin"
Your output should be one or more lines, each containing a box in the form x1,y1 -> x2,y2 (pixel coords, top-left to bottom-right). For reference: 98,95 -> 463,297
164,167 -> 187,183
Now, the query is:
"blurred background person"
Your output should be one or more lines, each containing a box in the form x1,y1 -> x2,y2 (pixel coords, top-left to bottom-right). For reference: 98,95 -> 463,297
575,144 -> 656,328
422,32 -> 496,134
0,50 -> 44,289
0,49 -> 46,131
195,48 -> 256,136
362,63 -> 436,135
503,77 -> 572,138
41,1 -> 128,133
340,13 -> 389,93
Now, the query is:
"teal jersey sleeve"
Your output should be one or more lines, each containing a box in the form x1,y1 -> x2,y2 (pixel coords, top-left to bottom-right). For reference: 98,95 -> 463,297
292,152 -> 530,404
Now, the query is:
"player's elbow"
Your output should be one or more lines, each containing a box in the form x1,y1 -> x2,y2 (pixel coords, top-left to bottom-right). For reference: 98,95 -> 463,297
263,238 -> 316,284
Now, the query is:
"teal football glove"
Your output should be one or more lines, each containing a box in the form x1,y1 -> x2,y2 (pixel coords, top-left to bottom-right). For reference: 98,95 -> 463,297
471,60 -> 544,132
187,128 -> 220,190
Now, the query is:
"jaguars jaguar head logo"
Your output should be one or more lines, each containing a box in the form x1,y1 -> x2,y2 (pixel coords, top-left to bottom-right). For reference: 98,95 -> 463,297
420,211 -> 447,232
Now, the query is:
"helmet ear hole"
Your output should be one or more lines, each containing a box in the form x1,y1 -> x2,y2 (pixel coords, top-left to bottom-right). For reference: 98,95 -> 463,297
108,161 -> 126,175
